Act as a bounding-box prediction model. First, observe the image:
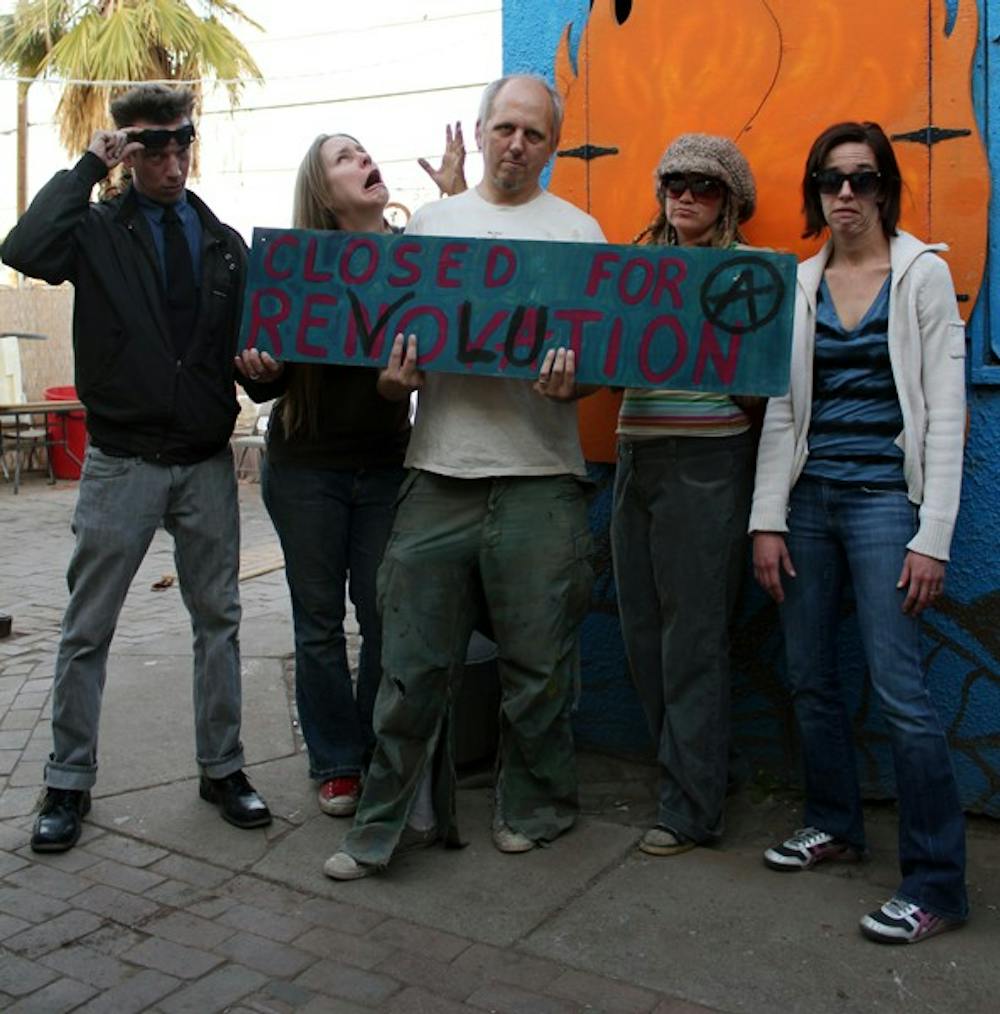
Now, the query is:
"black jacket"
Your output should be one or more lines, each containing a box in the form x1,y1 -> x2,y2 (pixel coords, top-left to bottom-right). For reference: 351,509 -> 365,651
1,151 -> 248,463
259,363 -> 410,470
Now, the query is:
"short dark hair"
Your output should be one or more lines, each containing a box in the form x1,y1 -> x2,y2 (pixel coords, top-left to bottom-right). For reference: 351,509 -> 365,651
801,121 -> 902,239
110,84 -> 195,129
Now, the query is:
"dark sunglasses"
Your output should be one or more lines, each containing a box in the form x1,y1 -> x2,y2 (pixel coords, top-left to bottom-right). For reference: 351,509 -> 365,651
812,169 -> 881,196
128,124 -> 196,150
659,173 -> 725,200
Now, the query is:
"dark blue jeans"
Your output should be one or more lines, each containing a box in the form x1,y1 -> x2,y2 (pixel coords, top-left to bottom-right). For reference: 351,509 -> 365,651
781,478 -> 967,920
262,458 -> 404,780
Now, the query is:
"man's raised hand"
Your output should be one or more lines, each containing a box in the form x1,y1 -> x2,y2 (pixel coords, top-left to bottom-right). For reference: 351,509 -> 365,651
87,129 -> 143,170
418,122 -> 467,197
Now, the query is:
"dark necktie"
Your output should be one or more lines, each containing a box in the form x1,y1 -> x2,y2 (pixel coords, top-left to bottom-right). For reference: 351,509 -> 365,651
161,205 -> 198,356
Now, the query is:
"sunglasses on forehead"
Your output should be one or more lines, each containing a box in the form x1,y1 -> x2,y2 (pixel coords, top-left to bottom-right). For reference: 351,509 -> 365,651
659,173 -> 725,200
127,123 -> 196,150
812,169 -> 881,196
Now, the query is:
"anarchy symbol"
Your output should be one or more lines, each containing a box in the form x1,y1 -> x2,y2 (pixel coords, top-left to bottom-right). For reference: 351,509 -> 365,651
700,256 -> 785,334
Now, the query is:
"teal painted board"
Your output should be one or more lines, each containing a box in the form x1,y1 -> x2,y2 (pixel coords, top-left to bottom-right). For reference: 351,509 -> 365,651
239,227 -> 796,396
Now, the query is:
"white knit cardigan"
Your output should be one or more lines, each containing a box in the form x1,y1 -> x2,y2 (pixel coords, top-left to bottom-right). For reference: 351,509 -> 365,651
748,230 -> 967,561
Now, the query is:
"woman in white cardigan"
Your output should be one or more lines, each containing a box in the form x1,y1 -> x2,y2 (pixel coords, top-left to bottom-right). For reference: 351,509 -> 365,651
749,121 -> 968,945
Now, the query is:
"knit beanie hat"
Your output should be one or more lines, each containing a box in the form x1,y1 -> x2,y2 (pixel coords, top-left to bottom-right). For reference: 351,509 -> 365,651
655,134 -> 756,223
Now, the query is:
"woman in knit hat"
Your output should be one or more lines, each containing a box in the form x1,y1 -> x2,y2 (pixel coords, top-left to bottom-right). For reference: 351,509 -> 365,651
611,133 -> 760,857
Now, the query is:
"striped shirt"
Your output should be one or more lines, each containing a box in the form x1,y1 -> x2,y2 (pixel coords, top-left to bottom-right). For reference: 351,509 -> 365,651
617,390 -> 750,438
802,275 -> 905,488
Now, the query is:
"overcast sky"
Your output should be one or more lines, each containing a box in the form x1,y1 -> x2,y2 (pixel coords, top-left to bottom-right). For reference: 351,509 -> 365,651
0,2 -> 502,239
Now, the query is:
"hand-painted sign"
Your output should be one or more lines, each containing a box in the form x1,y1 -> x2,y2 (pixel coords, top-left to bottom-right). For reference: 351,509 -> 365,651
238,227 -> 796,394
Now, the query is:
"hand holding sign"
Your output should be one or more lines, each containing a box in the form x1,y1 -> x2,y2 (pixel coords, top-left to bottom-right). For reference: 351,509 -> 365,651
377,334 -> 425,401
235,348 -> 284,384
534,347 -> 578,401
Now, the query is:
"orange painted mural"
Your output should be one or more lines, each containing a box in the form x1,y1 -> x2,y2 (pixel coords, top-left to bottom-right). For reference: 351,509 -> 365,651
551,0 -> 989,461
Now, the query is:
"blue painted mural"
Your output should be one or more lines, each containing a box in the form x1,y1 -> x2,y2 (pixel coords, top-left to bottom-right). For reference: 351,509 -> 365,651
503,0 -> 1000,815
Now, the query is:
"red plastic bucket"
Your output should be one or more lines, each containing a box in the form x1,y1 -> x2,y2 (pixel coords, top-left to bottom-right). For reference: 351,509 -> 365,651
44,385 -> 87,480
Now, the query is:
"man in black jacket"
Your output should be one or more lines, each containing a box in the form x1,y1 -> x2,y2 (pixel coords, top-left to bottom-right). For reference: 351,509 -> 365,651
1,83 -> 271,852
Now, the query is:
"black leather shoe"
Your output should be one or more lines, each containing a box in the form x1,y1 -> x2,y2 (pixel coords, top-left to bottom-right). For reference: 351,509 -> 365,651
199,770 -> 272,829
31,788 -> 91,853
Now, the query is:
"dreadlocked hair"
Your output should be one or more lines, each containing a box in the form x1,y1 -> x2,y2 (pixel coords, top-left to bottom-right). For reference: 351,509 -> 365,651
632,185 -> 746,249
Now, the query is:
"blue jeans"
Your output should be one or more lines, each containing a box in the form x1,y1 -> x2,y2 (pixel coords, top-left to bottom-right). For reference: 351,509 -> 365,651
262,458 -> 404,780
47,446 -> 244,790
781,478 -> 967,920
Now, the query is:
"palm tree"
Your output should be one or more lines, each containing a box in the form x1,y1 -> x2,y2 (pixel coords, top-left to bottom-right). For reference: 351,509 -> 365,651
1,0 -> 263,213
0,1 -> 72,215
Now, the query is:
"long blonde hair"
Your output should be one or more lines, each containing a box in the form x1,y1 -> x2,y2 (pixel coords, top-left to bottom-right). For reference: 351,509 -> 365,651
280,134 -> 356,438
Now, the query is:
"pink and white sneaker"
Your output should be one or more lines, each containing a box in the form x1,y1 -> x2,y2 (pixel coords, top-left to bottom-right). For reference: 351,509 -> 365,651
860,897 -> 962,945
763,826 -> 862,871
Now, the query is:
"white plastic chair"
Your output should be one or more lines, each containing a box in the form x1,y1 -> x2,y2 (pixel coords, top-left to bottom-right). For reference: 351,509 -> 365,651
232,400 -> 271,481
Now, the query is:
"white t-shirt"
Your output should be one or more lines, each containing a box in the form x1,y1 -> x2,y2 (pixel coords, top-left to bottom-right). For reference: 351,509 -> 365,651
403,187 -> 606,478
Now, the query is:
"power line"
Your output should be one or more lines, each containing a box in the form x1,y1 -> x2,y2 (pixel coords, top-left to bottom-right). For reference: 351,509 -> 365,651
211,150 -> 484,175
0,73 -> 254,86
0,79 -> 488,134
0,39 -> 490,88
251,7 -> 499,44
198,81 -> 488,117
0,8 -> 500,86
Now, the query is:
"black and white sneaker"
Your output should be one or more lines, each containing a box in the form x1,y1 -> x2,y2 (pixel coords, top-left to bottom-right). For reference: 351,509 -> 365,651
860,897 -> 961,945
763,826 -> 861,871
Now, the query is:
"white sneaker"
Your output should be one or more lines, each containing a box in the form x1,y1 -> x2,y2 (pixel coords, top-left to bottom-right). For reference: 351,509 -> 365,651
323,851 -> 372,881
492,822 -> 535,854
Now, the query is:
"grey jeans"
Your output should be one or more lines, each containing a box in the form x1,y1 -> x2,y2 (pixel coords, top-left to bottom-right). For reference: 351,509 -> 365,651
611,432 -> 754,842
45,446 -> 245,790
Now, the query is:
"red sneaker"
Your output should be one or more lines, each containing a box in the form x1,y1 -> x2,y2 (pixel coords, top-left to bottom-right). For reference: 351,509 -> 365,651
318,776 -> 360,817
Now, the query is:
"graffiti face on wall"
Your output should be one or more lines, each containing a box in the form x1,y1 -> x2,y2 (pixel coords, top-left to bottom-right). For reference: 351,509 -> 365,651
551,0 -> 987,309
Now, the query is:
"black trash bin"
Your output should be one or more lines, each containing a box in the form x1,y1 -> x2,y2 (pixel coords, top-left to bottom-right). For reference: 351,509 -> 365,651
453,630 -> 500,770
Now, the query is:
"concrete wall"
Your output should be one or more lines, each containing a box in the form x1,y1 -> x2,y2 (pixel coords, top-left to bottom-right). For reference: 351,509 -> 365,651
0,285 -> 74,400
503,0 -> 1000,815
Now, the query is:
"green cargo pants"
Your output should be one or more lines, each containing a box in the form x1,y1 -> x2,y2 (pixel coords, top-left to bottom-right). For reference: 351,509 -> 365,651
341,469 -> 594,867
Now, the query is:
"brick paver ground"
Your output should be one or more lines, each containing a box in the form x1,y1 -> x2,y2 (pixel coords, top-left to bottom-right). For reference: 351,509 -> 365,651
0,473 -> 717,1014
4,470 -> 998,1013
